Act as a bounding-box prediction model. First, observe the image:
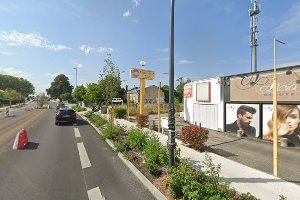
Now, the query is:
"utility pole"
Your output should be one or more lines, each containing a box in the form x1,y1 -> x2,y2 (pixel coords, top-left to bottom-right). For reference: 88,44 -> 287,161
249,0 -> 261,72
73,66 -> 78,88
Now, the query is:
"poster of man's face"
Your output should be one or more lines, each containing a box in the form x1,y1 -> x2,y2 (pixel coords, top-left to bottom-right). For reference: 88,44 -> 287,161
226,104 -> 260,137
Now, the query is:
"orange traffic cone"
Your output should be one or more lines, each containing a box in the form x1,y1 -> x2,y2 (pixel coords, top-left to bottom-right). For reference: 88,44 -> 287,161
12,129 -> 28,150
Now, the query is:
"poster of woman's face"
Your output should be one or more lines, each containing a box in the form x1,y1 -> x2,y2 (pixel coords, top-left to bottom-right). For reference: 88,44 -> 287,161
263,104 -> 300,147
226,104 -> 260,137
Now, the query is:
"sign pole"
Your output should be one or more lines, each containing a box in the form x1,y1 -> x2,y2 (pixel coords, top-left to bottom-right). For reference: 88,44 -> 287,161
273,38 -> 278,177
127,92 -> 130,120
140,78 -> 146,114
158,82 -> 161,133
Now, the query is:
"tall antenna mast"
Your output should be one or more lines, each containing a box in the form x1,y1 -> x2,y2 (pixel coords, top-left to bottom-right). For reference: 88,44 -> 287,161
249,0 -> 261,72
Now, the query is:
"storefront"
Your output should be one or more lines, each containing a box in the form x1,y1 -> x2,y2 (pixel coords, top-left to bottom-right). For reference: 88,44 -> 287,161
184,65 -> 300,147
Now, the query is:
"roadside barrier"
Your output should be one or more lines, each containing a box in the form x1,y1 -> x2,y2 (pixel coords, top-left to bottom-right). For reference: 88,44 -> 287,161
12,129 -> 28,150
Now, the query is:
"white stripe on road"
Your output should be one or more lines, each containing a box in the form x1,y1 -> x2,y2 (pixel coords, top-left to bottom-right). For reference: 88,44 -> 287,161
74,128 -> 81,138
77,143 -> 91,169
87,187 -> 105,200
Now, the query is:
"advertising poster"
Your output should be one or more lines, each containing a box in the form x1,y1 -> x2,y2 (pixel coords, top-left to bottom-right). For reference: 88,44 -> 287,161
184,84 -> 192,98
226,104 -> 260,138
263,104 -> 300,147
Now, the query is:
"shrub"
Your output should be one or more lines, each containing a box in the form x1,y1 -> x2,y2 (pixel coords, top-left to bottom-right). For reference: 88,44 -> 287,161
88,114 -> 108,129
128,128 -> 147,151
72,105 -> 87,112
115,139 -> 130,155
136,114 -> 149,127
101,124 -> 125,141
84,111 -> 94,118
143,135 -> 168,175
114,107 -> 127,119
181,125 -> 209,150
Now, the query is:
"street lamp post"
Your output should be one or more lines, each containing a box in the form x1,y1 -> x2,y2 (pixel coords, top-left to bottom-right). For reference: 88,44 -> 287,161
273,38 -> 285,177
73,66 -> 78,88
168,0 -> 176,167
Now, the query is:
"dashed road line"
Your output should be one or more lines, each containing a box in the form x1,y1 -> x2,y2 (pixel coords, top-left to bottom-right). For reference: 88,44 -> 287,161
77,142 -> 91,169
74,128 -> 81,138
87,187 -> 105,200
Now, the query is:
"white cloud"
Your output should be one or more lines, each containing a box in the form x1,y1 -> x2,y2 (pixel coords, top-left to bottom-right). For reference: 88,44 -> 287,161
133,0 -> 141,8
75,63 -> 83,68
157,48 -> 169,52
123,10 -> 131,17
80,45 -> 93,55
0,51 -> 14,55
79,44 -> 113,55
0,31 -> 71,51
178,59 -> 194,65
275,2 -> 300,35
0,67 -> 29,78
44,72 -> 72,80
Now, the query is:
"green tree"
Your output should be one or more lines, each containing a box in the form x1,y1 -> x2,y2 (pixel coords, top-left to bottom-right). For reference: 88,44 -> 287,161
175,77 -> 191,103
46,74 -> 73,100
72,85 -> 86,102
98,54 -> 122,105
6,89 -> 22,106
60,92 -> 73,101
161,85 -> 170,103
0,74 -> 34,97
83,83 -> 102,106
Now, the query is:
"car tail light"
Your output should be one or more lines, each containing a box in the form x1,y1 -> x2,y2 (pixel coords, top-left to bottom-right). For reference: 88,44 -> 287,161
56,113 -> 61,117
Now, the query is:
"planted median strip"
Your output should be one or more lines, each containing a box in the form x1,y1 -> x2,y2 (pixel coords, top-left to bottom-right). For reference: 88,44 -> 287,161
83,111 -> 259,200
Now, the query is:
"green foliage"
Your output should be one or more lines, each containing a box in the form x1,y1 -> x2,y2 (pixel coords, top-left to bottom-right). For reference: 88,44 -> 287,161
98,54 -> 122,104
128,128 -> 147,150
161,85 -> 169,103
60,92 -> 73,101
115,139 -> 130,155
278,195 -> 287,200
46,74 -> 73,100
72,85 -> 86,102
175,77 -> 191,103
143,135 -> 168,175
0,74 -> 35,97
181,125 -> 209,150
85,112 -> 108,129
101,124 -> 125,141
114,107 -> 127,119
72,105 -> 87,112
83,83 -> 103,106
136,114 -> 149,127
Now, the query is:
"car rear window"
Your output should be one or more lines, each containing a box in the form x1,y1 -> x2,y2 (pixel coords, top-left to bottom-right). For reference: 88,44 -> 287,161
59,110 -> 75,115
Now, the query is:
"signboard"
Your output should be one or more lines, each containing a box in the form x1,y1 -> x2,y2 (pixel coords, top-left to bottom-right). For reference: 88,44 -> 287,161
196,82 -> 210,102
130,68 -> 155,80
184,84 -> 192,98
262,104 -> 300,147
230,69 -> 300,102
226,104 -> 260,138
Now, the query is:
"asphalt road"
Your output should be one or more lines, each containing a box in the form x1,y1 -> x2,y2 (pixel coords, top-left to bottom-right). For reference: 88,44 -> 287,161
0,108 -> 155,200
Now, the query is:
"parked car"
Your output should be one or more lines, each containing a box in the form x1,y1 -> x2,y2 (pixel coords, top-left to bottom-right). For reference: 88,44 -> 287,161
55,107 -> 77,125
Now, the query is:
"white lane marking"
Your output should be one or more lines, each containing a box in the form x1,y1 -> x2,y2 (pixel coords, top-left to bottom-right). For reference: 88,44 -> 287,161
87,187 -> 105,200
77,143 -> 91,169
74,128 -> 81,138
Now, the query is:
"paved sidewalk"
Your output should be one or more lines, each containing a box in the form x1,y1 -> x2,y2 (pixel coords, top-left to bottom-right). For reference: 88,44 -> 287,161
115,118 -> 300,200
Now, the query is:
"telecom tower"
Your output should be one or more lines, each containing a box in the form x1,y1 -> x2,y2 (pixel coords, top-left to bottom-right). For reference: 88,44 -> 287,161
249,0 -> 261,72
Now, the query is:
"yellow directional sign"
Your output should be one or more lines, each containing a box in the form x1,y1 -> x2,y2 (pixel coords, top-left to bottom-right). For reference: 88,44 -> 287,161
130,68 -> 155,80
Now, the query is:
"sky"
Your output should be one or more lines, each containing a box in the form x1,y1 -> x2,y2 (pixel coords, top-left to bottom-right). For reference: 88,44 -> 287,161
0,0 -> 300,94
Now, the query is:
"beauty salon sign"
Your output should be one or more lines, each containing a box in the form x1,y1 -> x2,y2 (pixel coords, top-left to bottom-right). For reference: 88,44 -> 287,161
230,69 -> 300,102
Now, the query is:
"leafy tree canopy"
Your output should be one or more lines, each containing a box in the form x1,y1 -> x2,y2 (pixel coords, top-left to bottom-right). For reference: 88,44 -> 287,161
72,85 -> 86,102
0,74 -> 35,97
46,74 -> 73,100
98,54 -> 122,104
175,77 -> 191,103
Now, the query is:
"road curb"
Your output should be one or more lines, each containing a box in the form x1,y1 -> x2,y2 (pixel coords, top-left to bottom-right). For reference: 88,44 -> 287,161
78,113 -> 167,200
